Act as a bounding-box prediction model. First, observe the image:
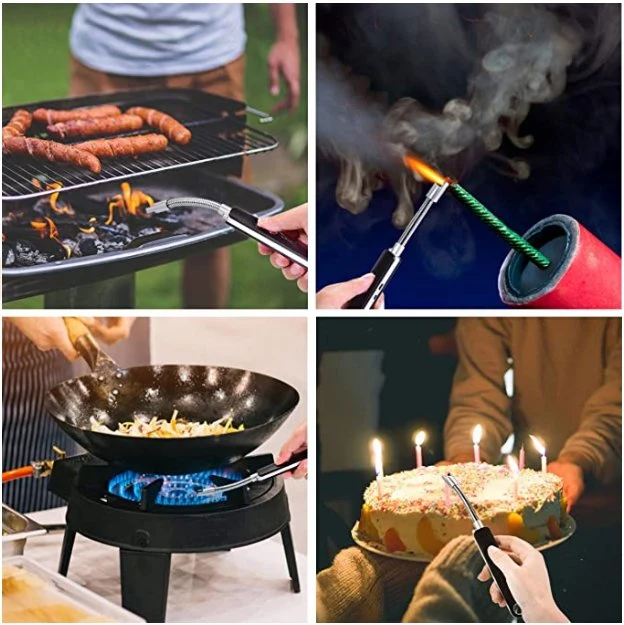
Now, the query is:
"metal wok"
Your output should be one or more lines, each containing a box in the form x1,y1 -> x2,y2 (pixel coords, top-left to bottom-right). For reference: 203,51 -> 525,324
45,321 -> 300,475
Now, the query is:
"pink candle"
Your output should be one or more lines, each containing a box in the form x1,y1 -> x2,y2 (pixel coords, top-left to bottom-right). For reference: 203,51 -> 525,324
472,424 -> 482,463
507,455 -> 519,501
519,445 -> 525,471
414,431 -> 426,469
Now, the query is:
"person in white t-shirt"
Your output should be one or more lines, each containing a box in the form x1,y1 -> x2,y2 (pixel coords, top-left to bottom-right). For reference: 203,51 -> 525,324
69,4 -> 301,308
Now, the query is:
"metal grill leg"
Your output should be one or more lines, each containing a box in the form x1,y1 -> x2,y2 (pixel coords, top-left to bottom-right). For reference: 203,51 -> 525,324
44,274 -> 135,308
280,523 -> 300,593
58,526 -> 76,576
119,550 -> 171,623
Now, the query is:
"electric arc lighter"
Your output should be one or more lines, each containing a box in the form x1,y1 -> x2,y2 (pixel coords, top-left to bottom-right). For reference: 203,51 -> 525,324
148,197 -> 308,269
345,180 -> 449,309
442,473 -> 522,619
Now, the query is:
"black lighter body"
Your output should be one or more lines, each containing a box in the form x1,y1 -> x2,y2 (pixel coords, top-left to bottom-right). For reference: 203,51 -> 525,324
227,206 -> 308,268
442,473 -> 522,620
345,249 -> 401,309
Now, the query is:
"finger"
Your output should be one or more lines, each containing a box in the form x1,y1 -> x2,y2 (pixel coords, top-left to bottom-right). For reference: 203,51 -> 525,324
293,460 -> 308,479
297,274 -> 308,293
259,207 -> 307,234
271,97 -> 291,115
258,243 -> 273,256
288,78 -> 301,112
487,545 -> 519,577
270,253 -> 291,269
373,294 -> 385,310
333,274 -> 375,308
493,535 -> 536,561
268,58 -> 280,96
477,564 -> 492,582
490,582 -> 506,608
54,332 -> 80,361
283,264 -> 306,280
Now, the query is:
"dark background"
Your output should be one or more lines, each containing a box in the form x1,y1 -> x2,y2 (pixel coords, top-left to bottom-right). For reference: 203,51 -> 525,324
317,317 -> 622,622
316,4 -> 621,308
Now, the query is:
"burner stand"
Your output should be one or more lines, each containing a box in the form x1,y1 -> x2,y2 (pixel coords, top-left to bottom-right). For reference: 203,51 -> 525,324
50,456 -> 300,623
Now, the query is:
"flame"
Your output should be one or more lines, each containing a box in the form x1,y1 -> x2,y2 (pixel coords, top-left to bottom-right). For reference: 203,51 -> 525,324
371,438 -> 383,477
105,182 -> 154,225
414,430 -> 426,446
30,217 -> 71,258
472,424 -> 483,445
507,454 -> 519,475
529,435 -> 546,456
403,154 -> 449,186
32,178 -> 75,215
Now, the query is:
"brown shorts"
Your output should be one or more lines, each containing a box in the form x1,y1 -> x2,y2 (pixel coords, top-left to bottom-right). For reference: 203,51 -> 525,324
69,54 -> 250,179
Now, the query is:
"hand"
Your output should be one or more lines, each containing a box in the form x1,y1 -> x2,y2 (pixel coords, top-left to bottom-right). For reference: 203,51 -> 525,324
547,461 -> 584,511
316,274 -> 385,310
258,204 -> 308,292
477,535 -> 568,623
9,317 -> 82,361
82,317 -> 136,344
276,422 -> 307,479
268,37 -> 300,113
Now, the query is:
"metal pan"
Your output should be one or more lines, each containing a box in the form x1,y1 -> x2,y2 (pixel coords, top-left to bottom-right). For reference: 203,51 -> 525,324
44,320 -> 300,475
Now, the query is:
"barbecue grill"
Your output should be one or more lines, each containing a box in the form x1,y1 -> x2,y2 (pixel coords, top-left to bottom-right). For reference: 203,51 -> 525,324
49,453 -> 300,623
2,89 -> 284,308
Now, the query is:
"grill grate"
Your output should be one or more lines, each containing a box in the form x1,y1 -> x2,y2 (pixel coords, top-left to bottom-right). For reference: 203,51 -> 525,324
3,119 -> 277,201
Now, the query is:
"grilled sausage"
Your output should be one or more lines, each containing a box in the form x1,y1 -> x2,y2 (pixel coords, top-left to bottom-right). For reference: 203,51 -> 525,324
47,114 -> 143,139
32,104 -> 122,125
2,137 -> 102,173
126,107 -> 192,144
75,133 -> 169,158
2,109 -> 33,140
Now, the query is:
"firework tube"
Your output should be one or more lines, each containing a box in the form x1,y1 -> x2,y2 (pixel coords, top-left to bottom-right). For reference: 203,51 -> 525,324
499,214 -> 621,309
2,465 -> 34,483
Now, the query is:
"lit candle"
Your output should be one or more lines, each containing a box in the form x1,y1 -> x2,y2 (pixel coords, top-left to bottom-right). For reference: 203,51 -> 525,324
472,424 -> 482,464
530,435 -> 547,473
519,445 -> 525,471
372,438 -> 384,499
507,455 -> 519,501
414,430 -> 426,468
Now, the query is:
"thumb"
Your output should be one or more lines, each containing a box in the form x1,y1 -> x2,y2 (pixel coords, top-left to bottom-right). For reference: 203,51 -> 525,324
329,274 -> 376,308
259,206 -> 306,233
487,546 -> 517,577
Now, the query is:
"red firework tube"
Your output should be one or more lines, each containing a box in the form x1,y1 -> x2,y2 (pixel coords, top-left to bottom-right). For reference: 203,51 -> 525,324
498,214 -> 621,309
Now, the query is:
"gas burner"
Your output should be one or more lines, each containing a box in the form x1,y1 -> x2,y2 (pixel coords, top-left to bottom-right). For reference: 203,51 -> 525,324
49,453 -> 300,623
108,468 -> 242,506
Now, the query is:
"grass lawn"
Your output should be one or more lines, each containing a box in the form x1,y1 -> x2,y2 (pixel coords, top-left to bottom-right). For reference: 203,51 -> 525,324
3,3 -> 307,309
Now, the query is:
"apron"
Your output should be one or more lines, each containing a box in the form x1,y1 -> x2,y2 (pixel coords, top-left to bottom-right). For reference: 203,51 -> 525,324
2,321 -> 76,513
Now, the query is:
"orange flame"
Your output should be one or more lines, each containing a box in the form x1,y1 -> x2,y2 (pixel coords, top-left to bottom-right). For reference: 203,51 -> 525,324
105,182 -> 154,225
403,154 -> 449,186
31,178 -> 75,215
30,217 -> 71,258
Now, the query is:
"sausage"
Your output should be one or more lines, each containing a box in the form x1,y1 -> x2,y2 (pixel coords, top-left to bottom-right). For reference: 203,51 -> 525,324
2,109 -> 33,140
126,107 -> 191,144
32,104 -> 122,125
47,114 -> 143,139
2,137 -> 102,173
75,133 -> 169,158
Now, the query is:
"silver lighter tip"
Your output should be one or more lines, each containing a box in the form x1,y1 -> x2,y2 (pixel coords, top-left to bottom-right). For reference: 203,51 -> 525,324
146,197 -> 231,218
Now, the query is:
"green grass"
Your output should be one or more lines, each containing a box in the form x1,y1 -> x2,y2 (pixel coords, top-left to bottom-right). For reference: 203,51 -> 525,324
3,3 -> 307,309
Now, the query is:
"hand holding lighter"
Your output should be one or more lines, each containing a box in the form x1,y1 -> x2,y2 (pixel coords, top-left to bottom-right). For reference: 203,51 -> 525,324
442,473 -> 522,619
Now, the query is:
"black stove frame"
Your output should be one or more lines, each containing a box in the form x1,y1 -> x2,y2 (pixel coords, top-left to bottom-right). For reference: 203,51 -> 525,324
49,454 -> 300,623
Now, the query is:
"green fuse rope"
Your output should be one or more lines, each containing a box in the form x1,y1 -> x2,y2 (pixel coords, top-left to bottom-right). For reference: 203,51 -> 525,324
450,183 -> 551,269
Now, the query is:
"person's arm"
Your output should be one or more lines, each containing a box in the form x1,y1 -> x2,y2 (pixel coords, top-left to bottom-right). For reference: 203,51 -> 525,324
556,319 -> 622,485
444,319 -> 513,463
276,422 -> 307,479
268,4 -> 300,113
82,317 -> 136,344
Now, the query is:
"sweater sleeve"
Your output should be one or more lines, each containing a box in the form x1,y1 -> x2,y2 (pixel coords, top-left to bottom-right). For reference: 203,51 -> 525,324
402,536 -> 512,623
444,319 -> 513,463
558,320 -> 622,484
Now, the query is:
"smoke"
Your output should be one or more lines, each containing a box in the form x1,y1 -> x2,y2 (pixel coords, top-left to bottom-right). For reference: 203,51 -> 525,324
317,4 -> 620,183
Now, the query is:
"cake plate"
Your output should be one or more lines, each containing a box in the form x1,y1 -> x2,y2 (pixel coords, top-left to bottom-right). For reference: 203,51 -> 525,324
352,516 -> 577,562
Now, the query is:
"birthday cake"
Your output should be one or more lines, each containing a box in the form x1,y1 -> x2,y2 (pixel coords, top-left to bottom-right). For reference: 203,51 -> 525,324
357,463 -> 566,559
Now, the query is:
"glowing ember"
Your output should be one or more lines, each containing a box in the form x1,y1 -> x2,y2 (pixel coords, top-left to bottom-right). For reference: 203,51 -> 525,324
403,154 -> 449,186
106,181 -> 154,225
30,216 -> 71,258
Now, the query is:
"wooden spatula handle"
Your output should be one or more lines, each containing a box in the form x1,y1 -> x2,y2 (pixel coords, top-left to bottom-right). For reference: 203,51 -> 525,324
63,316 -> 91,347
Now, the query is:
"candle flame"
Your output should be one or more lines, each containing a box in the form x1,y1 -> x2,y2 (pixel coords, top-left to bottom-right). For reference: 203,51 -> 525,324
414,430 -> 426,446
507,454 -> 519,475
472,424 -> 483,445
403,154 -> 448,186
529,435 -> 546,456
371,438 -> 383,477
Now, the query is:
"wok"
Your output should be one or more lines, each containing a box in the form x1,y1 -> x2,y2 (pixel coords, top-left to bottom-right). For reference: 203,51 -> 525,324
45,319 -> 300,475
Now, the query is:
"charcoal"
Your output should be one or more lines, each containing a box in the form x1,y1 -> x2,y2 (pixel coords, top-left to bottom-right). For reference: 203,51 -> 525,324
62,239 -> 81,257
2,244 -> 16,267
78,238 -> 105,257
14,240 -> 56,265
136,226 -> 162,238
102,235 -> 131,252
